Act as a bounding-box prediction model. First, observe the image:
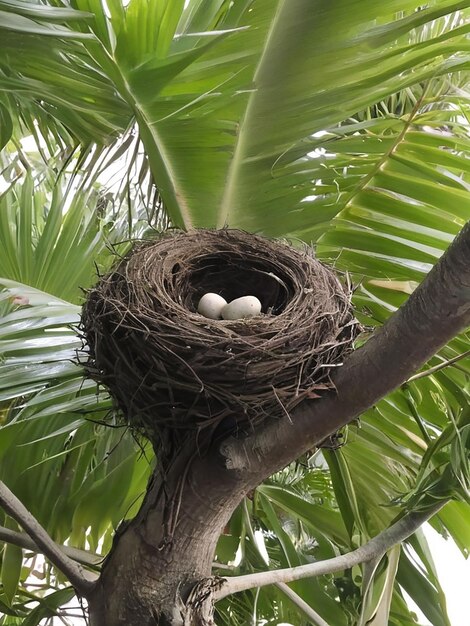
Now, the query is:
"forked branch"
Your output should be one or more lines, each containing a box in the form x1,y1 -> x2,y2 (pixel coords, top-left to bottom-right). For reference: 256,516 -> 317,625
0,481 -> 97,595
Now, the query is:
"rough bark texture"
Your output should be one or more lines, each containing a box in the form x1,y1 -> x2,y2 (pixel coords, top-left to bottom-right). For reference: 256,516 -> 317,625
88,447 -> 246,625
86,222 -> 470,625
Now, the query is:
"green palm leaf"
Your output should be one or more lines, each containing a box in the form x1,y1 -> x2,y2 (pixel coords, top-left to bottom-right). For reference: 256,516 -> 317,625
3,1 -> 470,232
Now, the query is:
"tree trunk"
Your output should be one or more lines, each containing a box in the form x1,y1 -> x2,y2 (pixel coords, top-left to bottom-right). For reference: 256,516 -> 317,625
87,445 -> 247,625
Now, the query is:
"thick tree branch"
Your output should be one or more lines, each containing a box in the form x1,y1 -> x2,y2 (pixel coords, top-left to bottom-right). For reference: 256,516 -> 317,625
0,524 -> 101,570
214,501 -> 445,600
0,481 -> 97,596
221,221 -> 470,477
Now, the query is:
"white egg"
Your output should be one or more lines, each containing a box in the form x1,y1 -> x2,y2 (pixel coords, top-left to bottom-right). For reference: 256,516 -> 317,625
197,293 -> 227,320
221,295 -> 262,320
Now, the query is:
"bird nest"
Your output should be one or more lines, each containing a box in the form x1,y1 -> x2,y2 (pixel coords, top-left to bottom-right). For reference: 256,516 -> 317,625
81,229 -> 359,453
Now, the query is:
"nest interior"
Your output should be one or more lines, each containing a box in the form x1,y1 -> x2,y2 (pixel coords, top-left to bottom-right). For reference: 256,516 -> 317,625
81,229 -> 359,452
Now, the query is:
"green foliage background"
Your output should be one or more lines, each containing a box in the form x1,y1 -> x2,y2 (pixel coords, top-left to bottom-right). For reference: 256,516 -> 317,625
0,1 -> 469,624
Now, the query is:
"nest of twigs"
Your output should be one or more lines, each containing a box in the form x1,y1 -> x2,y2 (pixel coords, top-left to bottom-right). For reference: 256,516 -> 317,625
81,229 -> 359,453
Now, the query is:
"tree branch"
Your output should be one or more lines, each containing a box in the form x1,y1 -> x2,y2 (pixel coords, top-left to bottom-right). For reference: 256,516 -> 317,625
276,582 -> 330,626
221,221 -> 470,478
406,348 -> 470,382
214,501 -> 445,600
0,481 -> 97,596
0,524 -> 101,570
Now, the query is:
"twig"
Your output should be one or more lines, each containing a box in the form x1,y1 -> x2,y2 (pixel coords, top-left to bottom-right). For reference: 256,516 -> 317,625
276,582 -> 330,626
0,524 -> 101,570
0,481 -> 96,596
406,348 -> 470,382
214,501 -> 445,600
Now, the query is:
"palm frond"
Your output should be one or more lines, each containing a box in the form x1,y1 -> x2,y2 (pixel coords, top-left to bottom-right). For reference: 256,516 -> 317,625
3,1 -> 470,233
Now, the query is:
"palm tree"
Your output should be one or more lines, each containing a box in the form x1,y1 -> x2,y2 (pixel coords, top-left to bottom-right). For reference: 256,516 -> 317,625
0,1 -> 469,625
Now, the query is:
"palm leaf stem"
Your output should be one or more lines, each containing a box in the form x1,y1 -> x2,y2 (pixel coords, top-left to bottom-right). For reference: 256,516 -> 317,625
217,0 -> 283,228
335,84 -> 430,217
84,42 -> 196,229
